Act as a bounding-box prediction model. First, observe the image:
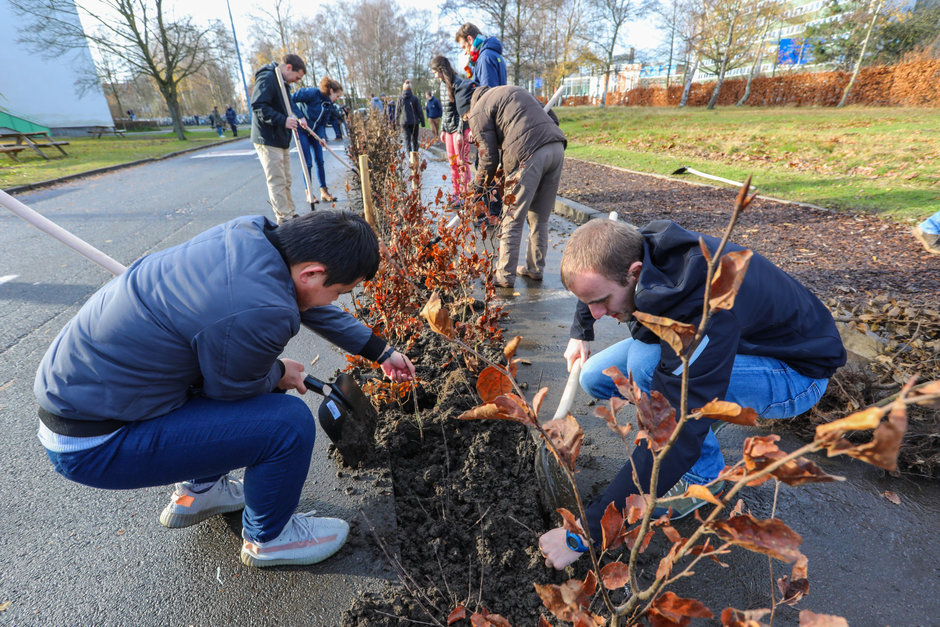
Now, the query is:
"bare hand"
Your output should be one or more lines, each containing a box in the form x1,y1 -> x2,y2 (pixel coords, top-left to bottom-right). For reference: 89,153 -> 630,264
564,338 -> 591,372
319,138 -> 327,147
299,118 -> 309,129
538,526 -> 583,570
381,351 -> 416,382
285,116 -> 298,130
277,358 -> 307,392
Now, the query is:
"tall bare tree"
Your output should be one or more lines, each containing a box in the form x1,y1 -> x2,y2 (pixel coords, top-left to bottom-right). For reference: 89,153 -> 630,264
591,0 -> 644,107
337,0 -> 411,97
697,0 -> 762,109
541,0 -> 594,93
442,0 -> 512,41
11,0 -> 212,140
838,0 -> 886,106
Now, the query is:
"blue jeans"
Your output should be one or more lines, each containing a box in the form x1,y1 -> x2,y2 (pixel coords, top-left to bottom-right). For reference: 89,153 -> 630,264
298,126 -> 327,189
919,210 -> 940,235
580,338 -> 829,483
44,394 -> 316,543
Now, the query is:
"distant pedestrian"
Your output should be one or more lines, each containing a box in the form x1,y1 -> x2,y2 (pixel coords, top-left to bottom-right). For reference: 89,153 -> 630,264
250,53 -> 307,224
225,105 -> 238,137
425,91 -> 442,138
455,22 -> 507,87
210,106 -> 225,137
396,81 -> 425,153
330,102 -> 344,140
371,93 -> 383,111
430,55 -> 472,203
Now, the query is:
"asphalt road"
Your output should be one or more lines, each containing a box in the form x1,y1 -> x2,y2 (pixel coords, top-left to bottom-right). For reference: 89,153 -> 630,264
0,137 -> 403,626
1,137 -> 938,626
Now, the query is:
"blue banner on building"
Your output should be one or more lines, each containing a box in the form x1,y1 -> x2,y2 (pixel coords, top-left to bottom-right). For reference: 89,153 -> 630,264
778,38 -> 811,65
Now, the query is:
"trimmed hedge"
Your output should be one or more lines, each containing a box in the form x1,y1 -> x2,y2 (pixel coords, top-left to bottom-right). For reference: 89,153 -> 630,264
566,57 -> 940,107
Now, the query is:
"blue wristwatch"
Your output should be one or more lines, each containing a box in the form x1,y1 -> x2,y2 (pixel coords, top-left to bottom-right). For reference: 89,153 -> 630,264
565,530 -> 589,553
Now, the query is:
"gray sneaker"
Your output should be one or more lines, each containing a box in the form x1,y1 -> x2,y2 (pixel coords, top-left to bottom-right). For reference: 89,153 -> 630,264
241,511 -> 349,568
159,475 -> 245,528
652,478 -> 725,520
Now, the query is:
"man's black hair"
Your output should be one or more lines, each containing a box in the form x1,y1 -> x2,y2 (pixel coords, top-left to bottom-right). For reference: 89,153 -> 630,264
268,211 -> 379,285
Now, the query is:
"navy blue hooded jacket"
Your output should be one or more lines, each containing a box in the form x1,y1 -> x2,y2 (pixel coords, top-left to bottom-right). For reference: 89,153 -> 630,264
292,88 -> 334,130
425,95 -> 442,119
473,37 -> 507,87
571,220 -> 846,538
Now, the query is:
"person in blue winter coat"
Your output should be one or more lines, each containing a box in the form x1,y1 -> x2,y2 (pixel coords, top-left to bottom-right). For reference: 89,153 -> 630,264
292,76 -> 344,203
225,105 -> 239,137
34,211 -> 416,568
424,91 -> 442,138
455,22 -> 507,87
538,218 -> 845,570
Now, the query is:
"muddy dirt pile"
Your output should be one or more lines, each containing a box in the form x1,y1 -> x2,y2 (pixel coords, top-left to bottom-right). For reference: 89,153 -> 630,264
343,333 -> 566,625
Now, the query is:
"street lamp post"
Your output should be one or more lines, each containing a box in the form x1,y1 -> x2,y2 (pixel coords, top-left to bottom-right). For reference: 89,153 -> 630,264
226,0 -> 252,113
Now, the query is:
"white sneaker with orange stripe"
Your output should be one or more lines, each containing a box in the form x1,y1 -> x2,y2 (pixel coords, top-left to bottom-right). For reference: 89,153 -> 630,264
159,475 -> 245,529
240,511 -> 349,568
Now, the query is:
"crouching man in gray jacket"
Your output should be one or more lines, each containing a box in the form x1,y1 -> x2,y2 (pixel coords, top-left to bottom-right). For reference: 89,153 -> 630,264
35,211 -> 414,568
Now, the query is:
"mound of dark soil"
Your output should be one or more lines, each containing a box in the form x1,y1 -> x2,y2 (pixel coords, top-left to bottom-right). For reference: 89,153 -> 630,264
343,334 -> 567,625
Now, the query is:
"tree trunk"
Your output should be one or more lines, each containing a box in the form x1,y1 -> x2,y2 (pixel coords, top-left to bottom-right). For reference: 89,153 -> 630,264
109,82 -> 126,124
737,24 -> 770,107
665,4 -> 677,88
160,82 -> 187,140
706,13 -> 737,110
679,56 -> 699,107
838,0 -> 884,107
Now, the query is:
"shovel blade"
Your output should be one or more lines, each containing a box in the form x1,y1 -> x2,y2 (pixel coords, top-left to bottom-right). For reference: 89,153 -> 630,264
316,372 -> 378,467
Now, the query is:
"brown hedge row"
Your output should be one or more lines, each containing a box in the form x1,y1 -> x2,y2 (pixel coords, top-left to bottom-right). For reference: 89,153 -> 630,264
566,57 -> 940,107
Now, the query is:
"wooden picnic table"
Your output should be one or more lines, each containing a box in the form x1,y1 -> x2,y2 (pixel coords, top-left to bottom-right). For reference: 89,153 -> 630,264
0,129 -> 70,160
87,126 -> 126,139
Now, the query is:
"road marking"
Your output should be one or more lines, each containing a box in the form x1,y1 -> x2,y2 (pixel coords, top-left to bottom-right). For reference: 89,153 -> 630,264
190,150 -> 258,159
191,147 -> 300,159
0,274 -> 18,285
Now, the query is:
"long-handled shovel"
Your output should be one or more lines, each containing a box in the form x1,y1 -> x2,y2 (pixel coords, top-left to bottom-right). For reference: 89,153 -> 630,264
273,65 -> 317,211
300,125 -> 358,174
0,188 -> 376,467
671,166 -> 757,191
533,358 -> 582,515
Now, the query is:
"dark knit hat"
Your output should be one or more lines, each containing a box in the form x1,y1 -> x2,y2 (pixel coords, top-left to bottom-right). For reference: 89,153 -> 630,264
453,79 -> 478,118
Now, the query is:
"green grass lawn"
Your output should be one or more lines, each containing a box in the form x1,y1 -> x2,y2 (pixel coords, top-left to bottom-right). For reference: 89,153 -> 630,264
556,106 -> 940,222
0,129 -> 233,189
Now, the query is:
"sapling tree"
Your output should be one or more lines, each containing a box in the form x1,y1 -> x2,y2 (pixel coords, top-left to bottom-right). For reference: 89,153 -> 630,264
420,177 -> 939,625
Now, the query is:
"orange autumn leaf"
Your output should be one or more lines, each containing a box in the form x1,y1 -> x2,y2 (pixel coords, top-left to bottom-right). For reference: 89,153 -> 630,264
707,514 -> 803,563
543,414 -> 584,472
448,606 -> 467,625
476,366 -> 513,403
686,484 -> 724,506
695,400 -> 759,426
600,502 -> 624,550
798,610 -> 849,627
648,591 -> 713,626
503,335 -> 522,361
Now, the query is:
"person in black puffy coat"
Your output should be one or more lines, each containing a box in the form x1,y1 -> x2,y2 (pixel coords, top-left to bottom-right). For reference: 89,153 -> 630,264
395,81 -> 425,153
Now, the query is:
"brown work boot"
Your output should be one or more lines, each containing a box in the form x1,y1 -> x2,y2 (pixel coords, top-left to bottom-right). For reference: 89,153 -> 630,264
320,187 -> 337,202
516,266 -> 543,281
913,226 -> 940,254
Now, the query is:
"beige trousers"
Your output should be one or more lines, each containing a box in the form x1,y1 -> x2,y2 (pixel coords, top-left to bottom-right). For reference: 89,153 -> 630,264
496,141 -> 565,285
254,143 -> 296,223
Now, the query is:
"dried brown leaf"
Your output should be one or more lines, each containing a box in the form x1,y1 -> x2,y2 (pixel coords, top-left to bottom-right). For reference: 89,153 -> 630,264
720,607 -> 770,627
709,250 -> 753,312
634,311 -> 697,358
503,335 -> 522,361
600,561 -> 631,590
776,554 -> 809,606
707,513 -> 803,563
695,400 -> 759,426
476,366 -> 513,403
635,390 -> 677,451
648,591 -> 713,626
532,387 -> 549,417
448,605 -> 467,624
420,292 -> 455,339
543,414 -> 584,471
600,502 -> 624,550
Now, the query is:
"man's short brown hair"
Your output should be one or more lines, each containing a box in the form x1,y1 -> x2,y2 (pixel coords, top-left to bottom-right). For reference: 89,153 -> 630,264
455,23 -> 481,43
319,76 -> 343,95
561,219 -> 645,289
283,54 -> 306,74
